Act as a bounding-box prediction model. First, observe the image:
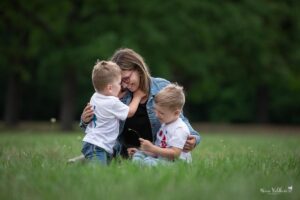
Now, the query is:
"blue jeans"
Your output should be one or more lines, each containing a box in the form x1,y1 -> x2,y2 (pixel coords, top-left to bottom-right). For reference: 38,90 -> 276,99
81,142 -> 112,165
132,151 -> 170,166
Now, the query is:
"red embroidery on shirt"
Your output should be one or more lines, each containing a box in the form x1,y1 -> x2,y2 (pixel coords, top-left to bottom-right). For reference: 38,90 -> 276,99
159,130 -> 163,137
161,134 -> 167,148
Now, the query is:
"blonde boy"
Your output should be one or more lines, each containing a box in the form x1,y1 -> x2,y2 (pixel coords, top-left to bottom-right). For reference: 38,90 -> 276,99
82,60 -> 144,165
132,83 -> 191,166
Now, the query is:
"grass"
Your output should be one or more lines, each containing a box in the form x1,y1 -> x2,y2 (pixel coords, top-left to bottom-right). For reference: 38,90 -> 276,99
0,131 -> 299,200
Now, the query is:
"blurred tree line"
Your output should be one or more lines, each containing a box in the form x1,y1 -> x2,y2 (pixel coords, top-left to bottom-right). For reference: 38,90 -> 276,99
0,0 -> 299,130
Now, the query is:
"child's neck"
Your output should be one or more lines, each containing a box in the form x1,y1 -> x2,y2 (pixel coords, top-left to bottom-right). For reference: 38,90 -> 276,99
97,89 -> 112,96
165,117 -> 179,125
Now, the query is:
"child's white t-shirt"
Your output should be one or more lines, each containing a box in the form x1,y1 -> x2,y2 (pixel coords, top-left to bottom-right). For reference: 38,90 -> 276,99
83,92 -> 129,154
154,118 -> 192,163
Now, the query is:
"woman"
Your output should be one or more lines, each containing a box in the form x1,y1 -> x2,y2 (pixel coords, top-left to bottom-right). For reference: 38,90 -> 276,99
79,48 -> 200,159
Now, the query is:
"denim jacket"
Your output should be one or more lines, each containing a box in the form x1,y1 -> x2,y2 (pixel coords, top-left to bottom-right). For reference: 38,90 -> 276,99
80,77 -> 201,148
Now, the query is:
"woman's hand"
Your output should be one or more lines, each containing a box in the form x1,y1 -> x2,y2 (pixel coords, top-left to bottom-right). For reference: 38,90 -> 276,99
127,147 -> 138,157
81,103 -> 94,124
183,135 -> 196,152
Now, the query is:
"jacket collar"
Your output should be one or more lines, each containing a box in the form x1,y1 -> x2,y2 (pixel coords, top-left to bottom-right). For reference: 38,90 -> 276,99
149,77 -> 160,97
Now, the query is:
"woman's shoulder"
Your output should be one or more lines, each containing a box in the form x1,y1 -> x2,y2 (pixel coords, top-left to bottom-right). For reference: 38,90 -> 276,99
151,77 -> 170,83
150,77 -> 170,91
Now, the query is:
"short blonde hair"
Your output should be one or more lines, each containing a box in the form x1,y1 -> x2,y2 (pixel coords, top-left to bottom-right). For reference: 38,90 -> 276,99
110,48 -> 151,95
92,60 -> 121,92
155,83 -> 185,111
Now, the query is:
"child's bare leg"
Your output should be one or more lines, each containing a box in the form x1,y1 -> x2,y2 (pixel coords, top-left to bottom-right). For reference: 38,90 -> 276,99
67,154 -> 85,164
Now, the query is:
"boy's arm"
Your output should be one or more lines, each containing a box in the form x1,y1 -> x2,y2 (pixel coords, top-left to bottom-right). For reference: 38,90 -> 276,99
127,89 -> 146,117
139,138 -> 181,160
127,95 -> 142,117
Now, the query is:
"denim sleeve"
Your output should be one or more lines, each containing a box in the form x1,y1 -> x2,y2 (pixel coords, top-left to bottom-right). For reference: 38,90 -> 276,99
79,117 -> 88,131
179,113 -> 201,146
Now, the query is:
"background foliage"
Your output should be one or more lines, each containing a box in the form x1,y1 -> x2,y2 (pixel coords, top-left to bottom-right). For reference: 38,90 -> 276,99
1,0 -> 299,130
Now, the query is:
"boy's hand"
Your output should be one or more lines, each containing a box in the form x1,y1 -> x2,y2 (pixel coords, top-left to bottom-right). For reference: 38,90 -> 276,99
118,88 -> 127,99
139,138 -> 154,152
133,89 -> 146,99
127,147 -> 138,157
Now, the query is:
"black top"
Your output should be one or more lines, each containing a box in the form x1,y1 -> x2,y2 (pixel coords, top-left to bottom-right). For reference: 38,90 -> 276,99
119,102 -> 152,157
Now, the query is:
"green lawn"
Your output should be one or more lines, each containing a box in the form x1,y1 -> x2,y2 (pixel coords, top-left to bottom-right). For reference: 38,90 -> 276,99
0,131 -> 299,200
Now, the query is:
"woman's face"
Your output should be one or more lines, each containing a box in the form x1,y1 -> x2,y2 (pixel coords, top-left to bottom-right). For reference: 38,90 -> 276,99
121,70 -> 140,92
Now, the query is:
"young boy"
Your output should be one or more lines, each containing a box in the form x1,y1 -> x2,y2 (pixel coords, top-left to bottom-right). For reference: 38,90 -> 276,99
81,60 -> 144,165
131,83 -> 191,166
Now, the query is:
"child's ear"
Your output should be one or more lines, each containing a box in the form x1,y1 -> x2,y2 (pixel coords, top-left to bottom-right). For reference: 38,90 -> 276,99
107,84 -> 113,91
174,109 -> 180,117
